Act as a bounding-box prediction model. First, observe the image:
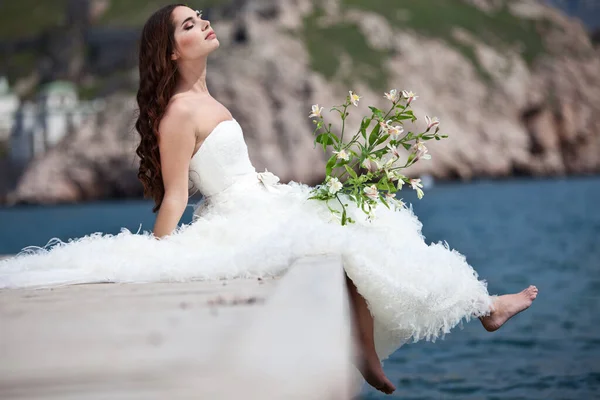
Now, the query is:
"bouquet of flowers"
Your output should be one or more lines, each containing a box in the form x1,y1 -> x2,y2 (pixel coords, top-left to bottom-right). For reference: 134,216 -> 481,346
308,89 -> 447,226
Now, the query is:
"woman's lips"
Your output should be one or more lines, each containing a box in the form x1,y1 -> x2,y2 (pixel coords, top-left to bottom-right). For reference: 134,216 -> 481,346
206,32 -> 216,40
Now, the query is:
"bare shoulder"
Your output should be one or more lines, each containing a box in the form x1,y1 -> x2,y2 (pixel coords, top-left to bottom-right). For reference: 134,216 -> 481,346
160,95 -> 229,138
159,97 -> 196,136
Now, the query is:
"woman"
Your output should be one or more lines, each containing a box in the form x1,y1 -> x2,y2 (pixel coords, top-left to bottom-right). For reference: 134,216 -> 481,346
1,4 -> 538,395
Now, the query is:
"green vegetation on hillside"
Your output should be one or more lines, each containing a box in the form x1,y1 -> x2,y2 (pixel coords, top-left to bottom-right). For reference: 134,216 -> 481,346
0,0 -> 230,97
0,0 -> 228,39
0,0 -> 68,39
1,0 -> 551,94
342,0 -> 547,80
97,0 -> 227,27
302,7 -> 391,91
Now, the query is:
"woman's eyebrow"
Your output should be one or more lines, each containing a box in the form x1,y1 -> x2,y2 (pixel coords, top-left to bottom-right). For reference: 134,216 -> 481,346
181,16 -> 194,27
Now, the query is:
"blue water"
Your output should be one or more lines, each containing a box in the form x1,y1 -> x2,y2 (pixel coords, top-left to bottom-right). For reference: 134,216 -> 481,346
1,177 -> 599,399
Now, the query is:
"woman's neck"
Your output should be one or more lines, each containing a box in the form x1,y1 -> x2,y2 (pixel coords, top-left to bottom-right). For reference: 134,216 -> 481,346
174,58 -> 209,96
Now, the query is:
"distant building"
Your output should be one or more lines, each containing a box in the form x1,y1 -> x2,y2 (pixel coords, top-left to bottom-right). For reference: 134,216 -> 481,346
10,80 -> 104,167
0,77 -> 19,143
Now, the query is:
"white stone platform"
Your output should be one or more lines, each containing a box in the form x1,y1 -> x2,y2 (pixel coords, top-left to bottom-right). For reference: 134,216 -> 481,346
0,255 -> 356,399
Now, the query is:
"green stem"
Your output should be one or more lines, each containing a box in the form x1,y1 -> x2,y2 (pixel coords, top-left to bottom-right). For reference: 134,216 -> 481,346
340,104 -> 349,146
335,194 -> 347,225
336,159 -> 361,181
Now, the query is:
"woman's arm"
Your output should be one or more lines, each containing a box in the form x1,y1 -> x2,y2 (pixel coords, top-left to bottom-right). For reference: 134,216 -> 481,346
153,103 -> 196,239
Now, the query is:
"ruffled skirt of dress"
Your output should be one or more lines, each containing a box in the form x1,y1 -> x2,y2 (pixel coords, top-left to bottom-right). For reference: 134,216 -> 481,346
0,178 -> 493,361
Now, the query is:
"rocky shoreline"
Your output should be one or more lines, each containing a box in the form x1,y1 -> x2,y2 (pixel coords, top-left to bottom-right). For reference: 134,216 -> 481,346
3,0 -> 600,206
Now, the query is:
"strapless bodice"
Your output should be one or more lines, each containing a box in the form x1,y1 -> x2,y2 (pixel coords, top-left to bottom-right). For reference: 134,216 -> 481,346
188,119 -> 258,197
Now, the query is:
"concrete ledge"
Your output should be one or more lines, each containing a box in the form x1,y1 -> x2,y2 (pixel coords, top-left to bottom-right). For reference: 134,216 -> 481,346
0,255 -> 353,399
201,254 -> 354,399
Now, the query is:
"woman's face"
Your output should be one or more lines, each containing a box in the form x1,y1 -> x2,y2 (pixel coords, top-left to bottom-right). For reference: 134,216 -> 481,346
171,6 -> 219,62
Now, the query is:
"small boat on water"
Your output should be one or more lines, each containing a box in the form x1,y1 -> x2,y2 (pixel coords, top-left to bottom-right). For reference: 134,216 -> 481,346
420,174 -> 435,189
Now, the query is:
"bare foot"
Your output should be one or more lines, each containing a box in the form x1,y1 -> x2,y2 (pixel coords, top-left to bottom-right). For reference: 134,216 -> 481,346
480,285 -> 538,332
358,351 -> 396,395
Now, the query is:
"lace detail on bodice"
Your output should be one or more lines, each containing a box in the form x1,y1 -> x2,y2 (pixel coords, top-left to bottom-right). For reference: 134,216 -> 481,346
188,119 -> 257,198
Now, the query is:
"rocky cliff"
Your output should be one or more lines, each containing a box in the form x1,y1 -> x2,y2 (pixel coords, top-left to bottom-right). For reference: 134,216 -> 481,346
5,0 -> 600,205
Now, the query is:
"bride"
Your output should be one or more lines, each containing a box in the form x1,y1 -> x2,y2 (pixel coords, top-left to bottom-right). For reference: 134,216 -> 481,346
1,4 -> 538,395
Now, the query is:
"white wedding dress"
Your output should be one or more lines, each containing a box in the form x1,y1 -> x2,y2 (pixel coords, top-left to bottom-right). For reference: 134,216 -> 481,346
0,118 -> 493,360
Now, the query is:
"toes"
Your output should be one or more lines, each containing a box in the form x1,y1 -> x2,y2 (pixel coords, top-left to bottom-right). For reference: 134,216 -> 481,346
528,285 -> 539,297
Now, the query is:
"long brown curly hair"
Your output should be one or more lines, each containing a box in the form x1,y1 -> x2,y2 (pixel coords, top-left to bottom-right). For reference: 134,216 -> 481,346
135,3 -> 186,212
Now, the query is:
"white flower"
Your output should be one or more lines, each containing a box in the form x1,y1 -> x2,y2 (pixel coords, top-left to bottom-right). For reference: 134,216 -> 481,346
410,178 -> 423,190
327,177 -> 343,194
333,149 -> 350,161
386,143 -> 401,158
387,170 -> 400,181
379,120 -> 389,133
349,91 -> 361,107
384,192 -> 405,210
383,155 -> 395,168
397,178 -> 405,190
384,89 -> 399,102
361,157 -> 375,172
412,140 -> 431,161
309,104 -> 324,118
257,169 -> 280,186
374,155 -> 395,171
402,90 -> 418,106
387,124 -> 404,138
410,178 -> 424,199
388,194 -> 405,210
425,115 -> 439,131
364,184 -> 379,200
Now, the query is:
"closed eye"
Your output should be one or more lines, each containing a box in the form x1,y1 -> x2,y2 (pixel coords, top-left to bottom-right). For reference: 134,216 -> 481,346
184,24 -> 194,31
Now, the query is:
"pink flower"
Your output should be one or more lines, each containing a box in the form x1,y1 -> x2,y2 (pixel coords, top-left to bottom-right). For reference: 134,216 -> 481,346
349,91 -> 361,107
402,90 -> 418,106
363,185 -> 379,200
309,104 -> 324,118
409,178 -> 424,199
384,89 -> 399,102
425,115 -> 439,131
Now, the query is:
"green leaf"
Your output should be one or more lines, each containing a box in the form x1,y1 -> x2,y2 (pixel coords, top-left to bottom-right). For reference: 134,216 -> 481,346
341,209 -> 347,225
368,124 -> 381,146
326,155 -> 337,176
379,193 -> 390,209
368,106 -> 384,119
315,133 -> 334,151
402,142 -> 412,150
373,148 -> 387,158
344,164 -> 358,179
375,133 -> 390,146
360,117 -> 371,139
376,177 -> 389,191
